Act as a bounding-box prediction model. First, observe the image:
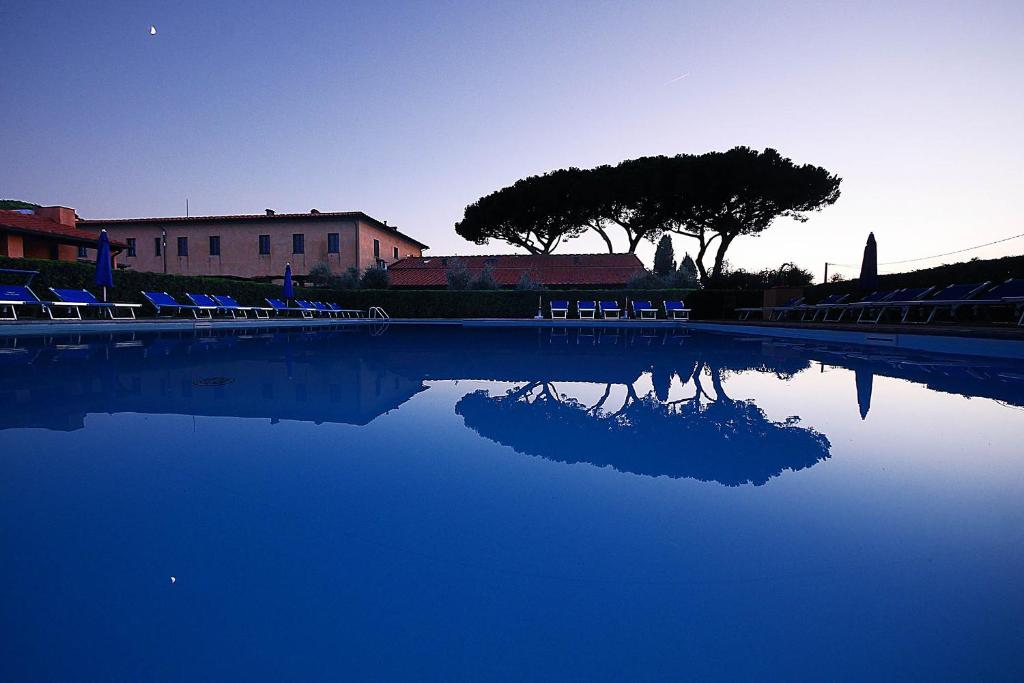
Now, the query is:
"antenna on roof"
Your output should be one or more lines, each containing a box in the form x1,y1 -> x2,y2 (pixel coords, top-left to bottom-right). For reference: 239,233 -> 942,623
186,198 -> 189,217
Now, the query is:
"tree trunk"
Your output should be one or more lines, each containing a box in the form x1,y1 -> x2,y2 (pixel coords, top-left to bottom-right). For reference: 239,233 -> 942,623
694,232 -> 717,284
710,234 -> 735,282
588,223 -> 616,253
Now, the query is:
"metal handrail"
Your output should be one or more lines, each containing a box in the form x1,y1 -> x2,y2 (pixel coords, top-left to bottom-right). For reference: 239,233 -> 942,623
368,306 -> 390,320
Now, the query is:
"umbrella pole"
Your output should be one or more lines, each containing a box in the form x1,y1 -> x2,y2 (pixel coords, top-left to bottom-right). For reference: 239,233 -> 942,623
103,286 -> 107,302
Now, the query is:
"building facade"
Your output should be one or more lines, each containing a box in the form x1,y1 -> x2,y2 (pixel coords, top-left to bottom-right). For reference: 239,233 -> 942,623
77,210 -> 428,279
1,206 -> 121,261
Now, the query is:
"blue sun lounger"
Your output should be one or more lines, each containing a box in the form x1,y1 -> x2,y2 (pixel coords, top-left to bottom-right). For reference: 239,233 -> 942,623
599,300 -> 621,319
663,300 -> 690,320
577,300 -> 597,319
49,288 -> 142,320
897,282 -> 990,324
550,300 -> 569,319
213,295 -> 272,319
858,287 -> 934,324
973,278 -> 1024,326
0,285 -> 51,320
327,303 -> 364,318
798,293 -> 849,321
187,293 -> 235,318
266,298 -> 314,318
736,296 -> 805,321
632,300 -> 657,320
142,291 -> 213,319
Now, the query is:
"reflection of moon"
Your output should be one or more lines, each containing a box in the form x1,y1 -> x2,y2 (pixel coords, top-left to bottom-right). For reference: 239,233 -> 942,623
150,26 -> 157,35
170,576 -> 176,583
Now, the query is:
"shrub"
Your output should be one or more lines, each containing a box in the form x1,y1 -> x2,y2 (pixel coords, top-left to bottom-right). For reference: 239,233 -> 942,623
445,257 -> 471,290
516,272 -> 542,291
472,264 -> 498,290
360,265 -> 390,289
308,261 -> 335,287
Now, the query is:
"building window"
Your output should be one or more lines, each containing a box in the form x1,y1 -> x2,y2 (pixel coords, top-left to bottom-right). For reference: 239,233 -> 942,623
177,236 -> 188,257
373,239 -> 380,260
126,238 -> 136,257
393,246 -> 399,260
327,233 -> 339,254
258,234 -> 271,255
293,233 -> 304,254
77,245 -> 88,258
209,235 -> 221,256
154,237 -> 162,256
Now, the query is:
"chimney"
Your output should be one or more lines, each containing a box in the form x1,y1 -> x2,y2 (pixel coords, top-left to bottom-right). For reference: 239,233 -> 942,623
34,206 -> 77,228
310,209 -> 320,214
265,209 -> 276,216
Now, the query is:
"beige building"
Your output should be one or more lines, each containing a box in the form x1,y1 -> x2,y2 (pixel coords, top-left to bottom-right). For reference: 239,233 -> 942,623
77,210 -> 428,279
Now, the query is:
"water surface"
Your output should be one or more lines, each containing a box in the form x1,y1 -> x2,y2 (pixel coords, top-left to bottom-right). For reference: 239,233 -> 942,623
2,326 -> 1022,680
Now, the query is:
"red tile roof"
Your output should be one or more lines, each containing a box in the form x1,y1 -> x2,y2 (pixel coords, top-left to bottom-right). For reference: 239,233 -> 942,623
78,211 -> 429,249
0,210 -> 123,248
388,253 -> 645,288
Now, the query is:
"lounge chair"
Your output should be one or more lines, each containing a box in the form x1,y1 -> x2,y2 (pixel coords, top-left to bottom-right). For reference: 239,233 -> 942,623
599,300 -> 621,320
142,291 -> 213,319
832,290 -> 898,322
798,294 -> 849,321
663,300 -> 690,320
311,301 -> 338,318
327,303 -> 364,318
859,287 -> 934,324
577,300 -> 597,319
295,300 -> 324,317
550,300 -> 569,319
186,293 -> 234,318
265,298 -> 314,319
738,297 -> 805,321
213,295 -> 272,319
49,288 -> 142,320
898,282 -> 990,324
632,300 -> 657,320
0,285 -> 50,320
974,279 -> 1024,326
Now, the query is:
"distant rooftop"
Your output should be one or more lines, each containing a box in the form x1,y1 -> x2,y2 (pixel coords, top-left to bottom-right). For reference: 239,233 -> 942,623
389,253 -> 645,288
0,209 -> 123,249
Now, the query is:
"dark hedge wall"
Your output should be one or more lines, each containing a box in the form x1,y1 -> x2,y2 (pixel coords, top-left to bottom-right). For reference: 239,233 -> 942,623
0,256 -> 715,318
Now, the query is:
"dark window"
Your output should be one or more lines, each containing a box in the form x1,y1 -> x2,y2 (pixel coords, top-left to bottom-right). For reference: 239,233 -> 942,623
293,233 -> 304,254
327,233 -> 340,254
209,235 -> 221,256
373,239 -> 380,259
177,236 -> 188,257
126,238 -> 136,257
77,245 -> 88,258
393,246 -> 399,259
258,234 -> 271,255
154,237 -> 162,256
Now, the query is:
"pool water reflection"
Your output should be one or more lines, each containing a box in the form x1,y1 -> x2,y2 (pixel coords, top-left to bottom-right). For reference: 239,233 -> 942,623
1,326 -> 1023,680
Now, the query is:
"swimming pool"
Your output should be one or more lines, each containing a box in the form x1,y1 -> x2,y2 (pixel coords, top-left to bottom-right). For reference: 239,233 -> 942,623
2,326 -> 1022,680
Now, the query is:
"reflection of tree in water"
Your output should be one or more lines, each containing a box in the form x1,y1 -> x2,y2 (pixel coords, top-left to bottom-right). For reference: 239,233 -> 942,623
456,360 -> 831,486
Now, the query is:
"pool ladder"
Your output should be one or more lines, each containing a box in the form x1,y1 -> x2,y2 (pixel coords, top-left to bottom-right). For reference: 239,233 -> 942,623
368,306 -> 390,320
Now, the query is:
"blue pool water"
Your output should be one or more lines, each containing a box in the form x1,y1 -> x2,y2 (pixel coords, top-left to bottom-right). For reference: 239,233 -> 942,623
2,325 -> 1023,680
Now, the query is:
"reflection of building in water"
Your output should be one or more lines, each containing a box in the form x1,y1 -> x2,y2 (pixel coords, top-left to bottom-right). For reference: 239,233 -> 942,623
0,331 -> 426,431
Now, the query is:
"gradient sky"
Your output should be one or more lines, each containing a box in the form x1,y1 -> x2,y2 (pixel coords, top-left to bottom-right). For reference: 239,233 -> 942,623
2,0 -> 1022,277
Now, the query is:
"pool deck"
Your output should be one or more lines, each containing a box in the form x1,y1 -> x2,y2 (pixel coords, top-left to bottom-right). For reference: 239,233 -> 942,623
2,316 -> 1024,358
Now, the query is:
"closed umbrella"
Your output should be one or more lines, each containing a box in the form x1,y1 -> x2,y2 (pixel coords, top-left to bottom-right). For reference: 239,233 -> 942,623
95,230 -> 114,302
859,232 -> 878,291
283,263 -> 294,305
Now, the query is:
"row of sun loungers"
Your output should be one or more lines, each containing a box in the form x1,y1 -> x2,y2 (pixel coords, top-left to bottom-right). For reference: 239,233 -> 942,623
736,279 -> 1024,326
550,300 -> 690,321
0,285 -> 364,321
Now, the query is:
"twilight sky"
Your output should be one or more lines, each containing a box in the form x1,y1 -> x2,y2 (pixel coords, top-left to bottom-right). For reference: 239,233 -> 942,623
2,0 -> 1022,277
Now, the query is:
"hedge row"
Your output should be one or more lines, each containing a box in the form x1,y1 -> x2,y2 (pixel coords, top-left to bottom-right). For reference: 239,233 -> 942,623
0,256 -> 720,318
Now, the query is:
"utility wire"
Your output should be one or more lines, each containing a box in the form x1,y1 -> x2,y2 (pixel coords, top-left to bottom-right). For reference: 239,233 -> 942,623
827,230 -> 1024,269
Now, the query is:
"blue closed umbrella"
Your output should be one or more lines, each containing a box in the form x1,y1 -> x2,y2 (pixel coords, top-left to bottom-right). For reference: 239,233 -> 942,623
95,230 -> 114,302
283,263 -> 294,304
858,232 -> 878,292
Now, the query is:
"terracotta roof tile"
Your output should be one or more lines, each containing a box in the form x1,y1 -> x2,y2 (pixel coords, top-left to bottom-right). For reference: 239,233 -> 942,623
389,253 -> 645,287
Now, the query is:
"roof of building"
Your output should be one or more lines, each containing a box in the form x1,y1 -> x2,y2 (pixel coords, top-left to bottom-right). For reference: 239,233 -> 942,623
78,210 -> 430,250
388,253 -> 646,287
0,210 -> 124,249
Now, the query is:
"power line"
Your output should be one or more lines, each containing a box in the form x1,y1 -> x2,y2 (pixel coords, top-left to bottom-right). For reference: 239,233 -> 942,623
827,230 -> 1024,270
878,231 -> 1024,265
